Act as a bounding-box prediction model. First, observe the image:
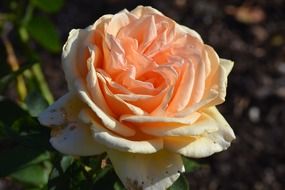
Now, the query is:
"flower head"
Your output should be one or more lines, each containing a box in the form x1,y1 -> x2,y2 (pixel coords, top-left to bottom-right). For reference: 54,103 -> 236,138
39,6 -> 235,190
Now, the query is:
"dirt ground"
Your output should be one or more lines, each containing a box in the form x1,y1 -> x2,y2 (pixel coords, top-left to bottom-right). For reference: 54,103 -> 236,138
42,0 -> 285,189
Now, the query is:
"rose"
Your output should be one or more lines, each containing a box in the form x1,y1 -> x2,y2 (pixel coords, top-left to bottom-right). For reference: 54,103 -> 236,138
39,6 -> 235,190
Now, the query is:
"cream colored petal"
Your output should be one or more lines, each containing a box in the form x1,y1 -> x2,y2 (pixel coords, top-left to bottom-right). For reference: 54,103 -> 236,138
79,109 -> 163,154
165,107 -> 235,158
203,46 -> 234,106
50,121 -> 105,156
94,130 -> 162,154
38,92 -> 83,127
76,80 -> 135,137
62,29 -> 89,90
120,112 -> 200,125
139,112 -> 219,137
107,149 -> 184,190
173,89 -> 219,118
220,58 -> 234,76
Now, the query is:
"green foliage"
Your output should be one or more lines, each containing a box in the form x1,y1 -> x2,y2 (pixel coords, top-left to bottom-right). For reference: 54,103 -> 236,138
0,97 -> 28,126
30,0 -> 65,13
0,0 -> 62,189
27,16 -> 61,53
182,156 -> 201,173
168,175 -> 190,190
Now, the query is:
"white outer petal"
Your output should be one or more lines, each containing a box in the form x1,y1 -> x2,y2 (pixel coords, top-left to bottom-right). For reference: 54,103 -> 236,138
108,149 -> 184,190
38,92 -> 83,127
94,131 -> 162,154
50,121 -> 105,156
62,29 -> 88,90
165,107 -> 235,158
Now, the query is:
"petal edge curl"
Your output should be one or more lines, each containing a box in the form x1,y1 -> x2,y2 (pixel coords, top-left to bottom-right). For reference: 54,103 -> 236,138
164,107 -> 235,158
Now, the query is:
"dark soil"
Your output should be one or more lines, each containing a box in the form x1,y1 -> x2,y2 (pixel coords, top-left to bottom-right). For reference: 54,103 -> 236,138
42,0 -> 285,189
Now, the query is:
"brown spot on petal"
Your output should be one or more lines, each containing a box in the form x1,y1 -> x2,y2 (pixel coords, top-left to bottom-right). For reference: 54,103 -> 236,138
125,178 -> 143,190
68,123 -> 77,131
50,109 -> 57,113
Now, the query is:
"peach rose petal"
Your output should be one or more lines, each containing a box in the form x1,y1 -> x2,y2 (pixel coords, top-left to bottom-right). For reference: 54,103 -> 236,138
175,24 -> 203,42
79,109 -> 163,154
76,82 -> 136,137
131,6 -> 164,18
120,112 -> 201,125
97,73 -> 146,116
138,113 -> 219,137
107,149 -> 184,190
175,57 -> 234,117
85,46 -> 114,116
164,107 -> 235,158
167,62 -> 195,113
106,9 -> 135,37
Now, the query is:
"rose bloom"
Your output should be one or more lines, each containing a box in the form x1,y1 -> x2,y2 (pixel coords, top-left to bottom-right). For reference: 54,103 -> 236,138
39,6 -> 235,190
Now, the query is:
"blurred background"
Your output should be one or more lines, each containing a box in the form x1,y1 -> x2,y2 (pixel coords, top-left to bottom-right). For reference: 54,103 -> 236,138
1,0 -> 285,189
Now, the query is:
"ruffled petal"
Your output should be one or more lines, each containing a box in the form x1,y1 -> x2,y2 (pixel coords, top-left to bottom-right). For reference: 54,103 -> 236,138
131,6 -> 164,18
175,50 -> 234,116
107,149 -> 184,190
120,112 -> 200,126
79,109 -> 163,154
76,81 -> 136,137
164,107 -> 235,158
138,112 -> 219,137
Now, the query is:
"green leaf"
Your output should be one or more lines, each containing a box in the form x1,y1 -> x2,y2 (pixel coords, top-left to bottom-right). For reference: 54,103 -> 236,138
0,61 -> 11,78
168,175 -> 189,190
27,16 -> 61,53
92,165 -> 113,184
114,181 -> 126,190
31,64 -> 54,104
30,0 -> 65,13
182,156 -> 200,173
92,165 -> 121,190
48,158 -> 92,190
0,63 -> 34,93
25,91 -> 49,116
10,116 -> 42,135
11,161 -> 52,188
60,156 -> 75,173
0,97 -> 28,126
0,134 -> 51,177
